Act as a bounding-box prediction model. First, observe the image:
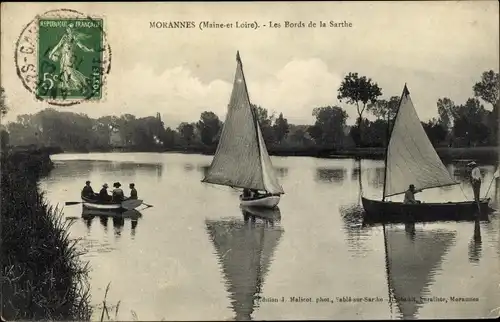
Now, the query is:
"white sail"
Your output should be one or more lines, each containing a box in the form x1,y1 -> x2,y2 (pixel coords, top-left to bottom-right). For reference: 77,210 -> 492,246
205,217 -> 283,320
202,52 -> 284,194
384,85 -> 458,198
385,226 -> 456,319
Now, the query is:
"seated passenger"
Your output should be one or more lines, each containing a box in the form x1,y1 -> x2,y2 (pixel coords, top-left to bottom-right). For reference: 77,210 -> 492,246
99,183 -> 111,202
81,180 -> 95,199
112,182 -> 124,202
404,184 -> 422,204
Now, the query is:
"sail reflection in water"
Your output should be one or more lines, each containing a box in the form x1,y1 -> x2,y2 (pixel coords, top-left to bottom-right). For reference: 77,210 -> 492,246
205,208 -> 283,321
384,225 -> 456,319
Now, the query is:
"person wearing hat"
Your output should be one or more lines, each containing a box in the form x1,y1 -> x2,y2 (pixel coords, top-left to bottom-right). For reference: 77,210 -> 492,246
404,184 -> 422,204
112,182 -> 124,202
468,161 -> 481,202
99,183 -> 111,202
81,180 -> 95,199
129,183 -> 138,200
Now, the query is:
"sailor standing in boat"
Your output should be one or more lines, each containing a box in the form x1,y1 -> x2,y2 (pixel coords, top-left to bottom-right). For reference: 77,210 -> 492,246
112,182 -> 124,202
468,161 -> 481,202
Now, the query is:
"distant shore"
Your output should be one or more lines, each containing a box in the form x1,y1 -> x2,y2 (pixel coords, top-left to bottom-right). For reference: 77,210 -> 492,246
42,145 -> 499,163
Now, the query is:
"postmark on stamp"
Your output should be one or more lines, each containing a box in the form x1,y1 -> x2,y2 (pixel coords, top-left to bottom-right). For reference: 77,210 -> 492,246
15,9 -> 111,106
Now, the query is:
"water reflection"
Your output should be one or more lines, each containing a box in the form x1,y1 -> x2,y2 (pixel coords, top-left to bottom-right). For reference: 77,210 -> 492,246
339,204 -> 370,256
205,209 -> 284,320
184,163 -> 195,172
315,168 -> 346,184
198,165 -> 210,178
384,225 -> 456,319
82,209 -> 142,238
274,167 -> 288,179
351,165 -> 361,181
468,219 -> 482,264
198,165 -> 288,181
367,167 -> 385,189
49,160 -> 163,179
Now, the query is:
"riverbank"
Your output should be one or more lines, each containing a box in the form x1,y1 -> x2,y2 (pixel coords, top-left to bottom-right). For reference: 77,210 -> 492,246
0,149 -> 92,320
102,145 -> 499,163
328,146 -> 499,163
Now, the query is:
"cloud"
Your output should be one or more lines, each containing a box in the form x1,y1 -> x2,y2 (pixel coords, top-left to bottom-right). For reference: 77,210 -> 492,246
3,58 -> 343,127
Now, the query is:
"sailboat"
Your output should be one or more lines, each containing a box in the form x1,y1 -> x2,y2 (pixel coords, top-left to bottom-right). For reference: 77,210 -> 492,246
205,210 -> 283,320
383,224 -> 456,319
202,52 -> 284,208
362,85 -> 493,223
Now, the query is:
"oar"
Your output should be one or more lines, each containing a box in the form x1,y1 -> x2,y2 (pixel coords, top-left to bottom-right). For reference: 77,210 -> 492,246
484,172 -> 499,198
65,201 -> 83,206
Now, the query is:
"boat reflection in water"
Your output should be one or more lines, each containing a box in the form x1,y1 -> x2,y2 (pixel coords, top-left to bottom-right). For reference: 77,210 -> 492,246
82,208 -> 142,237
384,223 -> 456,319
205,207 -> 283,320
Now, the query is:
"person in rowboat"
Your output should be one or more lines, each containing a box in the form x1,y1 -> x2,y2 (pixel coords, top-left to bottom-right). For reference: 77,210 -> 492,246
129,183 -> 138,199
404,184 -> 422,204
112,182 -> 124,202
99,183 -> 111,202
468,161 -> 481,202
242,188 -> 251,199
81,180 -> 96,199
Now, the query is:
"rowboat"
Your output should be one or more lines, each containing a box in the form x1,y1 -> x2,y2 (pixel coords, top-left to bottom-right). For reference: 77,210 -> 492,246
81,196 -> 144,212
202,51 -> 284,208
362,85 -> 494,223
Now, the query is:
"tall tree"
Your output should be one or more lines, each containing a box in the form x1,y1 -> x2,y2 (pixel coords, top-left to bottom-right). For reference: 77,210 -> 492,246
367,96 -> 399,121
177,122 -> 195,145
452,98 -> 490,147
436,97 -> 455,130
473,70 -> 499,106
422,118 -> 448,147
473,70 -> 499,145
251,104 -> 275,145
310,106 -> 348,147
273,113 -> 289,144
337,73 -> 382,145
196,111 -> 222,146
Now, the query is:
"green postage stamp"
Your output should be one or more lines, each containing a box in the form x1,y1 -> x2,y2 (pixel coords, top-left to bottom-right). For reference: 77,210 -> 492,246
15,9 -> 111,106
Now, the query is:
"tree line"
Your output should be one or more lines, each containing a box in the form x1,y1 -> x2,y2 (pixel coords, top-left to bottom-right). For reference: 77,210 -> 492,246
1,69 -> 498,152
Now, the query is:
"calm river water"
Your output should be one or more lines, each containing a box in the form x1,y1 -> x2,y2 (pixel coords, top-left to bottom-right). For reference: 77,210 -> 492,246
40,153 -> 500,321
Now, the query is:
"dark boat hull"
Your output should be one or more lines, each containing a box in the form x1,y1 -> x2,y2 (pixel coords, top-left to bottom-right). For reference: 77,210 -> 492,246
362,197 -> 493,223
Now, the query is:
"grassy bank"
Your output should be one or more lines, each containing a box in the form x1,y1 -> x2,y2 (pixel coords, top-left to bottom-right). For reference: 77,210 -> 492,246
1,149 -> 92,320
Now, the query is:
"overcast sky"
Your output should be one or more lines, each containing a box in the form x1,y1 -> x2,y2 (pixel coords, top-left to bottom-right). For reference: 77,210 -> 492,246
1,1 -> 498,127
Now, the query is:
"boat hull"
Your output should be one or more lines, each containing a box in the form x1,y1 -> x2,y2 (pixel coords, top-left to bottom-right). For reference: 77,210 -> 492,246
362,197 -> 493,223
239,195 -> 280,208
81,197 -> 143,212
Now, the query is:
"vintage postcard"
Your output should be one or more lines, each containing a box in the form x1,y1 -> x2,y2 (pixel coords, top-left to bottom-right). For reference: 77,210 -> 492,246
1,1 -> 499,321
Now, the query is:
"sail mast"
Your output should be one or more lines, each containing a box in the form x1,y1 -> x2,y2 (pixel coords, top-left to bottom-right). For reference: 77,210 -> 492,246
383,224 -> 395,317
382,84 -> 407,201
